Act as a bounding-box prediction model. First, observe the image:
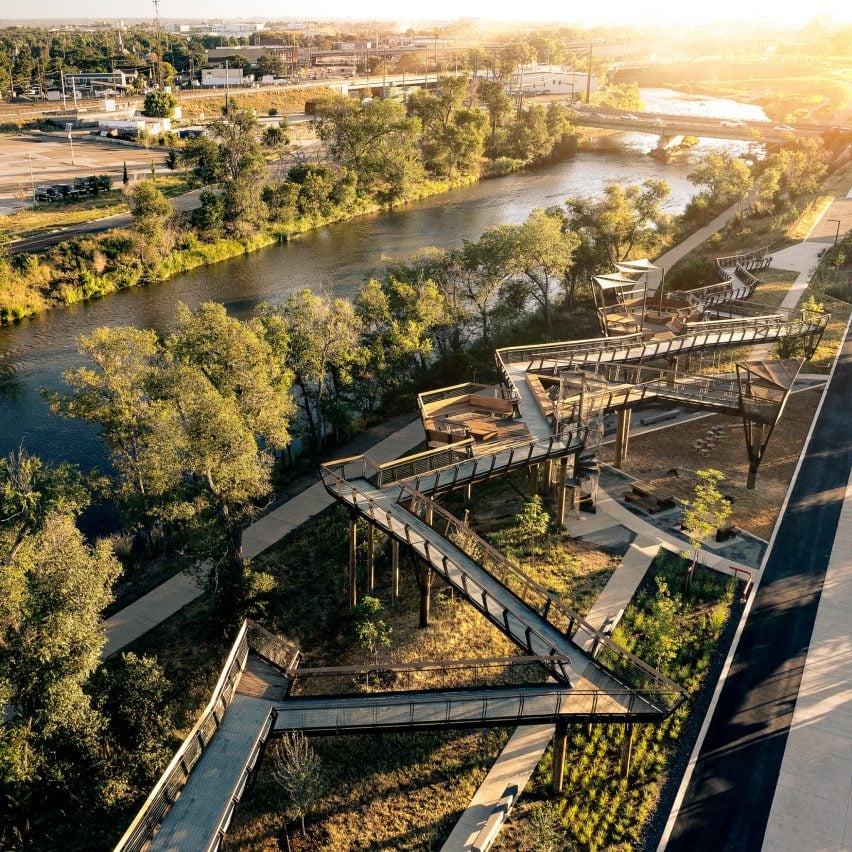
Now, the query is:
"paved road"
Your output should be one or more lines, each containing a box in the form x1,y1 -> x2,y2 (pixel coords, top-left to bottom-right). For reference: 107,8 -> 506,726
666,318 -> 852,850
7,186 -> 206,253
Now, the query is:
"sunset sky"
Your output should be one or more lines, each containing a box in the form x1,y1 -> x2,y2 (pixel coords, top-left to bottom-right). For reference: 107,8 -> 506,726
12,0 -> 851,25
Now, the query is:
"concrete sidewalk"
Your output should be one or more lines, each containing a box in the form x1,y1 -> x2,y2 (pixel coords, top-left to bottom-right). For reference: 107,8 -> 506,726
241,418 -> 424,560
442,517 -> 663,852
102,570 -> 205,658
647,198 -> 750,294
101,417 -> 425,658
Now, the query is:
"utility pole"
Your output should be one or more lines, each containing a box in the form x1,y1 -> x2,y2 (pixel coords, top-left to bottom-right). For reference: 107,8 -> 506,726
65,122 -> 76,166
586,43 -> 593,104
152,0 -> 164,89
225,58 -> 230,113
26,153 -> 36,205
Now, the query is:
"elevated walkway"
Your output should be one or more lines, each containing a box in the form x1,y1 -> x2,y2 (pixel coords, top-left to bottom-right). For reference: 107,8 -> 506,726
499,311 -> 827,373
321,470 -> 684,720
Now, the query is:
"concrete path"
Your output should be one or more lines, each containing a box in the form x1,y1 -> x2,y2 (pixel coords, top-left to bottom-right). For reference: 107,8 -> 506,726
241,418 -> 424,560
748,193 -> 847,360
100,418 -> 424,658
102,570 -> 205,659
762,470 -> 852,851
441,525 -> 663,852
647,198 -> 749,294
581,535 -> 660,640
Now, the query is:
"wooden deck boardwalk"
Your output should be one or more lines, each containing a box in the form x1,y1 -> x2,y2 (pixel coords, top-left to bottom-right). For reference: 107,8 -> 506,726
147,692 -> 274,852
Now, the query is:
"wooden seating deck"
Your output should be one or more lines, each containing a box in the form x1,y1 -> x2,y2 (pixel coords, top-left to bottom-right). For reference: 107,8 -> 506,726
623,480 -> 678,514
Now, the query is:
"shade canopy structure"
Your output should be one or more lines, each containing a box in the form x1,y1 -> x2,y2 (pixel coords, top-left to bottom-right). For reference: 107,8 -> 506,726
593,273 -> 643,289
616,258 -> 659,272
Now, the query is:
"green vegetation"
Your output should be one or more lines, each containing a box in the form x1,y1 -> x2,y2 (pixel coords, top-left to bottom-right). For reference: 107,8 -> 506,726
668,135 -> 838,291
497,552 -> 738,851
0,451 -> 175,850
0,175 -> 192,241
143,90 -> 178,118
1,84 -> 584,324
681,469 -> 733,594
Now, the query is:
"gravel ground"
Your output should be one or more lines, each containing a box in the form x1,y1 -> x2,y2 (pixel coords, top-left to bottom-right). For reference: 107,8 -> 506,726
602,387 -> 822,540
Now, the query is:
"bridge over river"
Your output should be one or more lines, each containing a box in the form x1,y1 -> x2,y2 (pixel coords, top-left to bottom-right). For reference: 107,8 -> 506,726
570,104 -> 839,147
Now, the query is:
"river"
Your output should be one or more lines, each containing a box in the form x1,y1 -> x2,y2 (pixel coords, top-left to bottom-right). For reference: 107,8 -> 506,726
0,89 -> 767,470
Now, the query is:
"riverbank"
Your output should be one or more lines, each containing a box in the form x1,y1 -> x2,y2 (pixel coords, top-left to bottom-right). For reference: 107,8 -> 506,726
0,170 -> 482,324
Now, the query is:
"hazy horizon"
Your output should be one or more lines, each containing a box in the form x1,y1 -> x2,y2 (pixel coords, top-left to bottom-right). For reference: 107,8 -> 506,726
6,1 -> 850,27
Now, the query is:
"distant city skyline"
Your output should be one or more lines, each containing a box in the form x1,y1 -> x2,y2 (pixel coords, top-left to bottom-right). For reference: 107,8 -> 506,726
10,0 -> 851,26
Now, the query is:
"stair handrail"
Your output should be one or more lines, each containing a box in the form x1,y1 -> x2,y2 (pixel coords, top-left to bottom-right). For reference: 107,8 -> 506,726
113,622 -> 251,852
398,485 -> 687,708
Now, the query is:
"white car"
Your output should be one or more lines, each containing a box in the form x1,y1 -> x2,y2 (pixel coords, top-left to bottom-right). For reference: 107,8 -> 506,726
620,113 -> 638,120
774,124 -> 796,133
721,120 -> 746,127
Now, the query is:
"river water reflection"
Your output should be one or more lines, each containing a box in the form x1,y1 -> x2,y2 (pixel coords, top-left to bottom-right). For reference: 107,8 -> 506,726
0,89 -> 767,469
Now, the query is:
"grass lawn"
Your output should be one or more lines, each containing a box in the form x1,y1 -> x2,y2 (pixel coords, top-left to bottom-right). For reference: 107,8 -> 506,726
495,552 -> 739,852
221,477 -> 619,849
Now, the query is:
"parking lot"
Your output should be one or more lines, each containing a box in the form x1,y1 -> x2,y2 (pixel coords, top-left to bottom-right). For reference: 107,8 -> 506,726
0,133 -> 168,213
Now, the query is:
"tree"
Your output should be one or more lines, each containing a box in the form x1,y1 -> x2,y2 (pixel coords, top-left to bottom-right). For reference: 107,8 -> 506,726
0,447 -> 87,566
262,120 -> 290,151
408,77 -> 487,176
681,469 -> 732,595
642,577 -> 681,669
182,110 -> 268,233
515,495 -> 550,562
160,302 -> 295,562
688,152 -> 752,208
458,229 -> 515,345
93,651 -> 172,793
129,180 -> 174,262
256,52 -> 287,78
477,79 -> 513,140
0,512 -> 120,812
313,95 -> 423,198
508,208 -> 580,340
51,326 -> 168,532
272,732 -> 324,838
353,596 -> 392,679
757,138 -> 829,209
564,179 -> 671,268
53,305 -> 294,566
143,90 -> 177,118
262,290 -> 360,454
355,274 -> 450,405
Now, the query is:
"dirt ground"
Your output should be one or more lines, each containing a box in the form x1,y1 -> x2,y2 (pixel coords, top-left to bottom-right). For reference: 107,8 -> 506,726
602,387 -> 823,540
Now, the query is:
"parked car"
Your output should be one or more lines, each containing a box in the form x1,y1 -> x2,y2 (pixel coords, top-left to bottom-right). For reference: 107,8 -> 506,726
34,186 -> 60,202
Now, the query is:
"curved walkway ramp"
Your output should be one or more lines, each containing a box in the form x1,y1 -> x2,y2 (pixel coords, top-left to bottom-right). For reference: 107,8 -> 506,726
662,318 -> 852,850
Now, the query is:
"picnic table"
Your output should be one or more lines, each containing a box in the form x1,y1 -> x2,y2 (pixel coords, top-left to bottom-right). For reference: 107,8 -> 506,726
623,479 -> 678,514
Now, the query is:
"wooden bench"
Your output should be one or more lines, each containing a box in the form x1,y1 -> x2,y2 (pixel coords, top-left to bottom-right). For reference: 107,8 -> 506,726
526,374 -> 557,421
468,394 -> 513,417
465,419 -> 500,441
623,480 -> 678,514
